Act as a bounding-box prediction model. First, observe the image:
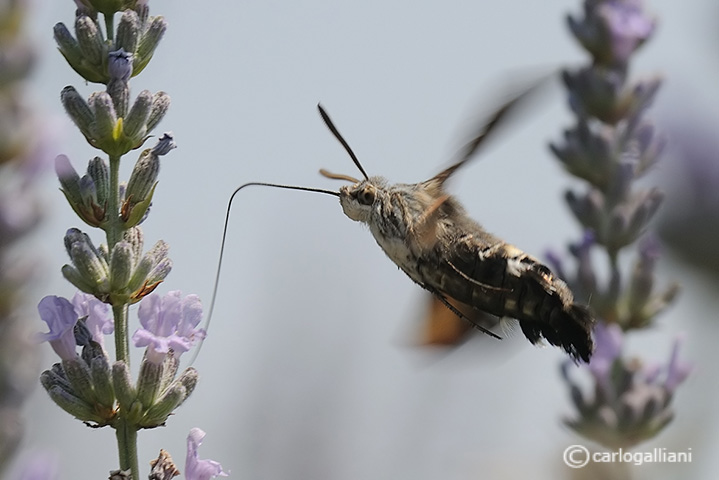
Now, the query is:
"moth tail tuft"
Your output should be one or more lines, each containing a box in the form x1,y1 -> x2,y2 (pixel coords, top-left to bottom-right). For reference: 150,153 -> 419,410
563,303 -> 595,362
519,303 -> 595,362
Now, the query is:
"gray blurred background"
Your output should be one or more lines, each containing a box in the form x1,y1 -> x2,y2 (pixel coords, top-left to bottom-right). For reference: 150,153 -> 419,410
13,0 -> 719,478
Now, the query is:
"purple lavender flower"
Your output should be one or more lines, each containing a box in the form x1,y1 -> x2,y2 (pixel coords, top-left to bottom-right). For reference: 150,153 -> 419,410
185,428 -> 228,480
598,0 -> 655,62
562,327 -> 690,449
568,0 -> 656,66
71,291 -> 113,347
132,291 -> 206,364
36,296 -> 79,361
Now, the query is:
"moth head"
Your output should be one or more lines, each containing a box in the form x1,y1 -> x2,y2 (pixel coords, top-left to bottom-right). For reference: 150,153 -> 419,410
337,179 -> 384,222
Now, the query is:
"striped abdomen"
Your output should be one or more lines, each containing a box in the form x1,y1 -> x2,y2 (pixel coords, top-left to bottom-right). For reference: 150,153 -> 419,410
417,234 -> 594,362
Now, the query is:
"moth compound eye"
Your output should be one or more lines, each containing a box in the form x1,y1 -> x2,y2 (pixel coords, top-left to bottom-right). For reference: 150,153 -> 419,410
357,187 -> 375,205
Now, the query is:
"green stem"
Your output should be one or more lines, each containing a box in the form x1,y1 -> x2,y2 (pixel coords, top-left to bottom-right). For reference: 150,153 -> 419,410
113,304 -> 129,364
104,13 -> 114,42
107,155 -> 122,250
115,416 -> 139,479
107,152 -> 138,475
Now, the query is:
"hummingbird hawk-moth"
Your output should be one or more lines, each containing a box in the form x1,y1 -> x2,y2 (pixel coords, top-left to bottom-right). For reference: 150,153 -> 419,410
315,84 -> 594,362
202,80 -> 595,363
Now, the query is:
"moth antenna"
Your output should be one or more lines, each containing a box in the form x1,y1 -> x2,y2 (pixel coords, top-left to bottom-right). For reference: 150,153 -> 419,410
189,182 -> 339,365
317,104 -> 369,180
319,168 -> 361,184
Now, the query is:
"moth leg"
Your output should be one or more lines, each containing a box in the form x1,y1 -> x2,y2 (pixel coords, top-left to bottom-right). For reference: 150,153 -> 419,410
445,259 -> 512,293
428,288 -> 502,340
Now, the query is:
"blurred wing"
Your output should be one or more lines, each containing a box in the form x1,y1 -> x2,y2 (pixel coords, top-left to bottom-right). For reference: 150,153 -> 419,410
428,71 -> 556,188
417,294 -> 500,346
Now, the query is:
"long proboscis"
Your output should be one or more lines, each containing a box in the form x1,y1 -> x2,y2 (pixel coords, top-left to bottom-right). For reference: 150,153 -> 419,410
190,182 -> 339,364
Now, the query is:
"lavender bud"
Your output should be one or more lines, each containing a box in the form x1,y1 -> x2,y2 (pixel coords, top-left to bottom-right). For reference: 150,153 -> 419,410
107,49 -> 133,118
564,66 -> 627,123
61,264 -> 97,294
134,1 -> 149,26
146,92 -> 171,132
90,353 -> 115,409
634,123 -> 666,175
53,22 -> 83,69
125,148 -> 160,205
89,92 -> 118,144
123,90 -> 153,139
623,76 -> 662,125
140,383 -> 185,427
87,156 -> 109,208
551,121 -> 614,190
627,236 -> 659,315
109,241 -> 134,290
57,156 -> 107,227
565,188 -> 603,232
177,367 -> 199,398
126,240 -> 170,293
74,15 -> 104,68
63,227 -> 88,257
55,154 -> 82,205
45,385 -> 104,423
141,367 -> 198,427
61,357 -> 98,405
605,162 -> 634,207
41,364 -> 71,392
136,356 -> 162,408
61,86 -> 94,139
146,257 -> 172,288
64,229 -> 110,294
159,350 -> 180,392
115,10 -> 140,54
111,361 -> 136,409
622,188 -> 664,242
121,226 -> 144,262
134,16 -> 167,75
79,174 -> 97,209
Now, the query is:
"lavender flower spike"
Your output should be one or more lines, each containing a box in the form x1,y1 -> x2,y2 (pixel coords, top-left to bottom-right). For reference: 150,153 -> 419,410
185,428 -> 228,480
36,296 -> 78,361
132,291 -> 206,364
